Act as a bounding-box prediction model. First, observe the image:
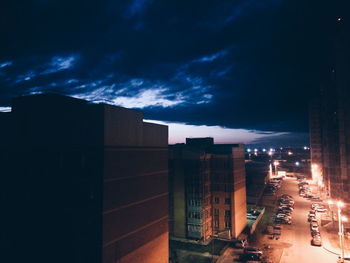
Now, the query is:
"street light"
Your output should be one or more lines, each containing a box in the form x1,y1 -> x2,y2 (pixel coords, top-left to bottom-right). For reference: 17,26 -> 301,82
273,161 -> 279,176
337,201 -> 345,263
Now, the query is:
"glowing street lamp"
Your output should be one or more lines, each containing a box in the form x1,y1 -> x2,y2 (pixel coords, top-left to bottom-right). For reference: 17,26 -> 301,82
273,161 -> 279,175
336,201 -> 345,262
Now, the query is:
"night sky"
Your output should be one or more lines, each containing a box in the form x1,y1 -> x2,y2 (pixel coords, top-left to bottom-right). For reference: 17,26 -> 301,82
0,1 -> 347,145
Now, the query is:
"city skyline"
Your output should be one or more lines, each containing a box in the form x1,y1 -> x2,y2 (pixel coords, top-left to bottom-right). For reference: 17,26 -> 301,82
0,1 -> 347,145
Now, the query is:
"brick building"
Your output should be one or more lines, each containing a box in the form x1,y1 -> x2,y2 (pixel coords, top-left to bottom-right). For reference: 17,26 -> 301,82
169,138 -> 247,242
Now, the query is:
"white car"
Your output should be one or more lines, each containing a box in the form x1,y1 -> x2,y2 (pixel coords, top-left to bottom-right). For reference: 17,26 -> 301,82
310,222 -> 319,231
316,207 -> 327,213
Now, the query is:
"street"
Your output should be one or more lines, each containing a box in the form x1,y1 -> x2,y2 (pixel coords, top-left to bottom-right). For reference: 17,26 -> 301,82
272,177 -> 338,263
216,176 -> 342,263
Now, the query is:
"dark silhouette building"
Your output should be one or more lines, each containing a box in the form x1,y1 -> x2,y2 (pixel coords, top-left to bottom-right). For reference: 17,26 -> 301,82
0,94 -> 169,263
169,138 -> 247,242
309,18 -> 350,201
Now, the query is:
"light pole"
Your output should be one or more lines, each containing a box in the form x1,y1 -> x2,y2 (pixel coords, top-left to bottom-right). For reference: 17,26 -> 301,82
337,201 -> 345,263
273,161 -> 279,176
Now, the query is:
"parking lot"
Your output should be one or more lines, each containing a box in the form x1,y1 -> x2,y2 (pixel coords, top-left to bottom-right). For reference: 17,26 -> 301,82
265,177 -> 339,263
217,176 -> 344,263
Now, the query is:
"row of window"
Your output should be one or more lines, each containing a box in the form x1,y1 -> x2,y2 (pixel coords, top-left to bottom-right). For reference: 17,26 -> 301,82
214,197 -> 231,204
188,210 -> 210,219
188,223 -> 211,233
213,219 -> 231,228
214,209 -> 231,217
187,196 -> 230,206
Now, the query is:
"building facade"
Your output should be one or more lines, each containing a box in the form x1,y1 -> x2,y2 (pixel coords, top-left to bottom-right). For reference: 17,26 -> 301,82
0,94 -> 169,263
309,18 -> 350,202
169,138 -> 247,242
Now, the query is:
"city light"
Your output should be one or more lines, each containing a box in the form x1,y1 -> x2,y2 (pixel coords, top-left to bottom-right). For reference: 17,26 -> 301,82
337,201 -> 344,208
288,151 -> 293,155
273,161 -> 279,166
328,200 -> 334,205
295,161 -> 300,166
341,216 -> 347,222
268,151 -> 273,156
254,148 -> 258,152
247,148 -> 251,152
262,148 -> 266,152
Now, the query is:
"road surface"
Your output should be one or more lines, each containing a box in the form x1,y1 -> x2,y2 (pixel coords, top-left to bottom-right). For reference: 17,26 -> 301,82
278,177 -> 338,263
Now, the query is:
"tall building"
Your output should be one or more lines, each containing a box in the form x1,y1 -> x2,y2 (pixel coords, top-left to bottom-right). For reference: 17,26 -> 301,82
0,94 -> 169,263
309,18 -> 350,201
309,98 -> 324,185
169,138 -> 247,242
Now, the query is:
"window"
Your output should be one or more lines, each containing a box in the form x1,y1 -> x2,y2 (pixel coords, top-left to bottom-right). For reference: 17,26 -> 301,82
225,198 -> 231,204
188,224 -> 201,232
214,219 -> 219,228
225,210 -> 231,217
214,209 -> 219,216
214,197 -> 220,204
225,220 -> 231,228
188,212 -> 201,219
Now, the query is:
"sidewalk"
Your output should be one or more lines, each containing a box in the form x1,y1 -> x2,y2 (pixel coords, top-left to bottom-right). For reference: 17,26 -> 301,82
321,221 -> 350,260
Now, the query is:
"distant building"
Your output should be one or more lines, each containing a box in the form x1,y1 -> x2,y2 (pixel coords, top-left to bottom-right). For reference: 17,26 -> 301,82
0,94 -> 169,263
169,138 -> 247,242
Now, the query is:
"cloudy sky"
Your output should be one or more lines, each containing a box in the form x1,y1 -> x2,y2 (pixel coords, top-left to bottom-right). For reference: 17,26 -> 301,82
0,0 -> 346,145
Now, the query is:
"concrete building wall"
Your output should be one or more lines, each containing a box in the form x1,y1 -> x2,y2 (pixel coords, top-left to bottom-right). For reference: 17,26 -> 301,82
143,122 -> 168,147
103,105 -> 143,147
102,106 -> 169,263
1,94 -> 169,263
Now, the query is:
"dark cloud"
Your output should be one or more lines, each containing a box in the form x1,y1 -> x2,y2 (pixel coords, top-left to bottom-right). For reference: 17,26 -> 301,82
0,0 -> 348,139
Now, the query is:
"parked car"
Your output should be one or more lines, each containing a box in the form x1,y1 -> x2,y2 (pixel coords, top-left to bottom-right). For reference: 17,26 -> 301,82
311,236 -> 322,246
277,209 -> 292,215
279,206 -> 293,211
310,222 -> 319,231
309,211 -> 316,216
308,216 -> 316,222
316,207 -> 327,213
311,197 -> 323,202
311,230 -> 320,237
275,218 -> 291,225
311,203 -> 325,210
243,247 -> 263,256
